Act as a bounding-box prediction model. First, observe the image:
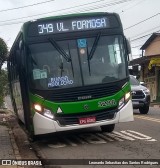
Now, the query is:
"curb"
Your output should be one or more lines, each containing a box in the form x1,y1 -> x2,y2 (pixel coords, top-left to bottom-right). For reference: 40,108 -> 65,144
153,105 -> 160,108
150,104 -> 160,108
8,127 -> 24,168
0,110 -> 23,168
7,113 -> 44,168
9,129 -> 22,160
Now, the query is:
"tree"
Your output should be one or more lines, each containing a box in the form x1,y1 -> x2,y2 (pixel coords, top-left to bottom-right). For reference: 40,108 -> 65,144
0,69 -> 8,108
0,37 -> 8,107
0,37 -> 8,70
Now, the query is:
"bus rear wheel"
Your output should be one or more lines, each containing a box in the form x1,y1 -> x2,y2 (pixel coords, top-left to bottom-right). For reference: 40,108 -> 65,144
100,124 -> 115,132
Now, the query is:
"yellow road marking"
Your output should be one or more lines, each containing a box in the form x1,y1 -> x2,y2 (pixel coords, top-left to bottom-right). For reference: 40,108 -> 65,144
134,115 -> 160,123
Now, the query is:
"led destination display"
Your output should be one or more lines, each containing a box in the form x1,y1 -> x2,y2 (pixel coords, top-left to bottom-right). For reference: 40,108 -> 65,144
27,14 -> 121,36
37,17 -> 108,35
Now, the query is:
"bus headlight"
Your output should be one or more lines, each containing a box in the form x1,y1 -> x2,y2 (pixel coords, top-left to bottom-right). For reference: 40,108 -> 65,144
34,104 -> 42,112
33,104 -> 54,119
125,92 -> 131,102
118,92 -> 131,110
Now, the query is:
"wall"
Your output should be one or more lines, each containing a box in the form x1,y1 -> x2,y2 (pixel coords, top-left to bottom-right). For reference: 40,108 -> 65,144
144,76 -> 156,102
145,36 -> 160,56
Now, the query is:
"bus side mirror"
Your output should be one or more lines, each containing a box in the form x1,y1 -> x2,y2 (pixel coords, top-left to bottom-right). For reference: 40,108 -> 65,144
126,38 -> 131,55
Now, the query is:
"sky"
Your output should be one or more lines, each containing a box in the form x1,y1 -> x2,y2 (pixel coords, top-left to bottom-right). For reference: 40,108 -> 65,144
0,0 -> 160,60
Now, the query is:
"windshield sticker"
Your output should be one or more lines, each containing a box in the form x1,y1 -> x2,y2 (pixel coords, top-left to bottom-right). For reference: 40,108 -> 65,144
33,69 -> 41,80
40,70 -> 47,79
77,39 -> 87,48
33,69 -> 47,80
48,76 -> 73,88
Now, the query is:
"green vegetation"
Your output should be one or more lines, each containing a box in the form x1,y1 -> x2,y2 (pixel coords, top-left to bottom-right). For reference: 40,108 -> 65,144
0,37 -> 8,69
0,69 -> 8,108
0,37 -> 8,107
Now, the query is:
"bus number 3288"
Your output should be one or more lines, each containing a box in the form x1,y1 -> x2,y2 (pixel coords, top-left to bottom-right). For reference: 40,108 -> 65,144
98,99 -> 116,107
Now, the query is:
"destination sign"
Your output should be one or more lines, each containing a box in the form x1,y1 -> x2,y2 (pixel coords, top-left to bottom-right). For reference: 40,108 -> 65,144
36,17 -> 109,35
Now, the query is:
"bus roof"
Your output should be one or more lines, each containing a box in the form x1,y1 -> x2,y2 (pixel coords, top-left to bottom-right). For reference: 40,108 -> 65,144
25,12 -> 120,25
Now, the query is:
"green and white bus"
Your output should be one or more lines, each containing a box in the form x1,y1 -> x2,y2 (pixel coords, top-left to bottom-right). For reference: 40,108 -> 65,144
7,12 -> 133,137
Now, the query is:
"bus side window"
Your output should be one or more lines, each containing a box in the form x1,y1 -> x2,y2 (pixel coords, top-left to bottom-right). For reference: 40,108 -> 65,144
19,39 -> 26,68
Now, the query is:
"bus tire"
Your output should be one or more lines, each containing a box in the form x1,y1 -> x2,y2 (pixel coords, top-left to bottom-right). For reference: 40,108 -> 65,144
100,124 -> 115,132
139,105 -> 149,114
29,134 -> 38,142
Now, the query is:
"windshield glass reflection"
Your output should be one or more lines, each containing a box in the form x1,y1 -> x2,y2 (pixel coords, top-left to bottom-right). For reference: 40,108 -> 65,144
28,35 -> 127,90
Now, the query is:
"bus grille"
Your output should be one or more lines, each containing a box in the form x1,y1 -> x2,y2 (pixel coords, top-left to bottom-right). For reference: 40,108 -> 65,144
55,108 -> 117,126
132,90 -> 145,99
50,85 -> 120,102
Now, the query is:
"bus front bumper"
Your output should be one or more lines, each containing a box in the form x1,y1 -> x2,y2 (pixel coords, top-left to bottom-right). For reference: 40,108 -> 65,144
33,100 -> 133,135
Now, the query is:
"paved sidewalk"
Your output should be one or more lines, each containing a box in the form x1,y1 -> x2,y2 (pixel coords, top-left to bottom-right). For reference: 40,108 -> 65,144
0,126 -> 15,159
0,109 -> 43,168
0,110 -> 19,168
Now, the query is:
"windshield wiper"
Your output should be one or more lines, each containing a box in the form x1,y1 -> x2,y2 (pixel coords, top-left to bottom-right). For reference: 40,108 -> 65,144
49,38 -> 74,77
67,43 -> 74,77
88,32 -> 101,60
86,44 -> 91,76
48,38 -> 71,62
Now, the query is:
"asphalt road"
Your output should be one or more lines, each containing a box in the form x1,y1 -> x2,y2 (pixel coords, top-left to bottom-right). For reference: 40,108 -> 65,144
31,107 -> 160,168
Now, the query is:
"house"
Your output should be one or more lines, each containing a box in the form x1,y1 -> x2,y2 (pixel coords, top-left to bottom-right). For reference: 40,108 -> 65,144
130,33 -> 160,103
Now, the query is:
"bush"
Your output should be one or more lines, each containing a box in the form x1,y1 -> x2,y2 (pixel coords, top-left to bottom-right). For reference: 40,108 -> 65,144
0,37 -> 8,69
0,69 -> 8,108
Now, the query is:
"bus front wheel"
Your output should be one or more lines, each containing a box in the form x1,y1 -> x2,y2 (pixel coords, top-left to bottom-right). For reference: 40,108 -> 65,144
100,124 -> 115,132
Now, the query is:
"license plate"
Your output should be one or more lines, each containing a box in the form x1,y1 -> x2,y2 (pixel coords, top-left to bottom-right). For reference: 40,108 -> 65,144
133,102 -> 139,105
79,116 -> 96,125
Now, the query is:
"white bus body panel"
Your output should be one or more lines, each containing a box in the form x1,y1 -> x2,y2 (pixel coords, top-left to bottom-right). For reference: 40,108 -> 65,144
119,100 -> 134,122
33,100 -> 133,135
12,82 -> 25,123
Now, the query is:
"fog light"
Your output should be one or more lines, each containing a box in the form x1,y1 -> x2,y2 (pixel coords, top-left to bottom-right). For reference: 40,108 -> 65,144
44,109 -> 54,119
118,97 -> 125,109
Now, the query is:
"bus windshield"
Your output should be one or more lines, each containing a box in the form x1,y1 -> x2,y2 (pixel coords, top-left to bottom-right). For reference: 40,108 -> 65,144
28,35 -> 127,90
